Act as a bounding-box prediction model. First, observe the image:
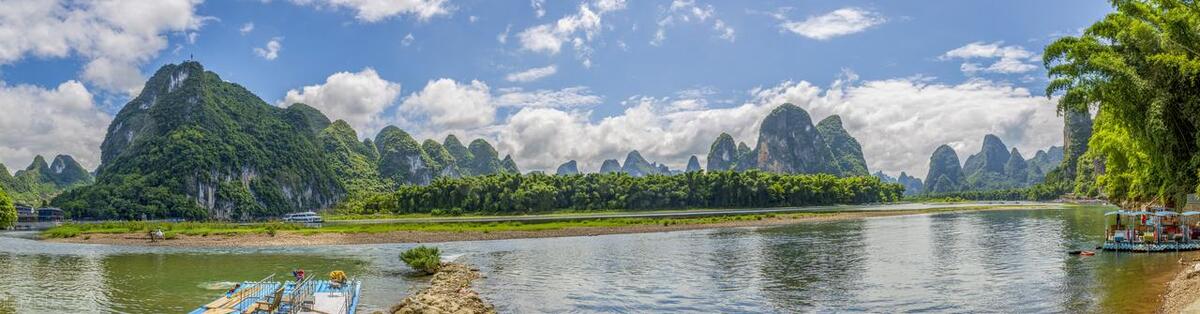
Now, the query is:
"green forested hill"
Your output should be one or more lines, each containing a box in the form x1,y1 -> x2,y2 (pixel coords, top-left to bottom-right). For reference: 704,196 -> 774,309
0,155 -> 94,205
54,62 -> 344,220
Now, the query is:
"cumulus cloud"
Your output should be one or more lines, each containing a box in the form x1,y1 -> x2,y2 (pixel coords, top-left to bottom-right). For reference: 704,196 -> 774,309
652,0 -> 734,46
516,0 -> 626,66
401,79 -> 496,129
469,76 -> 1061,176
749,75 -> 1062,178
289,0 -> 453,22
0,81 -> 110,171
254,37 -> 282,60
240,22 -> 255,35
779,7 -> 885,40
505,65 -> 558,82
281,68 -> 402,137
942,41 -> 1039,74
0,0 -> 209,95
494,86 -> 602,108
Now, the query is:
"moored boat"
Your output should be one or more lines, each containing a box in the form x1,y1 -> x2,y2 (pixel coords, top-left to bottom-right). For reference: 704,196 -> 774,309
1102,208 -> 1200,252
190,273 -> 360,314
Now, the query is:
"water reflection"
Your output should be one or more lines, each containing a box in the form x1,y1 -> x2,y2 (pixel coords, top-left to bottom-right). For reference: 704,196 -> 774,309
0,206 -> 1189,313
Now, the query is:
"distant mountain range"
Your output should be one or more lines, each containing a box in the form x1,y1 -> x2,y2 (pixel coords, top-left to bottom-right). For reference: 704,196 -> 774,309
36,61 -> 1081,219
0,155 -> 94,205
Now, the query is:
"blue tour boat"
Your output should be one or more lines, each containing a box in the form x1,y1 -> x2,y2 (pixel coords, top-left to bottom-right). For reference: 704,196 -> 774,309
190,274 -> 361,314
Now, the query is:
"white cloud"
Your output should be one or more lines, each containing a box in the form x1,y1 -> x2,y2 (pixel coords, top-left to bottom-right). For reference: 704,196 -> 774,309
495,86 -> 602,108
749,76 -> 1062,178
0,80 -> 110,171
779,7 -> 885,40
505,65 -> 558,82
942,41 -> 1039,74
0,0 -> 209,95
401,33 -> 415,46
652,0 -> 734,46
530,0 -> 546,18
240,22 -> 255,35
401,79 -> 495,129
468,15 -> 478,23
454,76 -> 1061,176
254,37 -> 282,60
497,24 -> 511,43
280,68 -> 402,137
516,0 -> 625,65
289,0 -> 453,22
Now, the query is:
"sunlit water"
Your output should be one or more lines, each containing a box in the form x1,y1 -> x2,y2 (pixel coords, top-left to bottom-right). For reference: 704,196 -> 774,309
0,206 -> 1185,313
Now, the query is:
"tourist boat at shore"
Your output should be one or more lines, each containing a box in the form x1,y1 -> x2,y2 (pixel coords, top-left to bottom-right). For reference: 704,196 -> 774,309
190,273 -> 360,314
1102,208 -> 1200,252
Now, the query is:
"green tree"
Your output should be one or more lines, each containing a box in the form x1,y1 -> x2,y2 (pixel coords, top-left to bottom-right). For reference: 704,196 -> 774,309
1045,0 -> 1200,206
0,186 -> 16,229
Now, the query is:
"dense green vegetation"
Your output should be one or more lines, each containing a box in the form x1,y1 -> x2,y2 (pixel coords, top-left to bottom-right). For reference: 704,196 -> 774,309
0,185 -> 16,229
401,246 -> 442,274
1044,0 -> 1200,207
0,155 -> 94,205
336,170 -> 903,215
816,115 -> 870,177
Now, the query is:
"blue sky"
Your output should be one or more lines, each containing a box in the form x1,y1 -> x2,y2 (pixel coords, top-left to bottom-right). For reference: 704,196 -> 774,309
0,0 -> 1112,178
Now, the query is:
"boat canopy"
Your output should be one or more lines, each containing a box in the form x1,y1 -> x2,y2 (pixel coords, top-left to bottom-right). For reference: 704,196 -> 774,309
1156,211 -> 1180,216
1106,210 -> 1156,216
1183,211 -> 1200,216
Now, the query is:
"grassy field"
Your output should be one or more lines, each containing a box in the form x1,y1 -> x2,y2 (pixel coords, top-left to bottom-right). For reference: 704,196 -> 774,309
41,203 -> 1059,239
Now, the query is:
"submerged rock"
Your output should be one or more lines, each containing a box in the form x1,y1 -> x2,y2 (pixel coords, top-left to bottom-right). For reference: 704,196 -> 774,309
389,263 -> 495,314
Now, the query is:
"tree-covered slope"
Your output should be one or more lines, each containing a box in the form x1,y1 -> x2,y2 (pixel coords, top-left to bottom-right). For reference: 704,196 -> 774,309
54,62 -> 343,220
2,155 -> 94,205
925,145 -> 965,193
375,126 -> 435,186
816,115 -> 869,177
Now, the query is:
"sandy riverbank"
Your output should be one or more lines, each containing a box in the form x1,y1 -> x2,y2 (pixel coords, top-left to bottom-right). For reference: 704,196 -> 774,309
46,205 -> 1052,247
1159,253 -> 1200,313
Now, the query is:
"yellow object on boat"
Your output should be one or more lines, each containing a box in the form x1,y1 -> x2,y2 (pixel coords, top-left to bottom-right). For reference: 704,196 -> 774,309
330,270 -> 347,283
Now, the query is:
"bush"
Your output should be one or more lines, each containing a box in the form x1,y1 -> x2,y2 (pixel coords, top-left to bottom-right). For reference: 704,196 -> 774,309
400,245 -> 442,274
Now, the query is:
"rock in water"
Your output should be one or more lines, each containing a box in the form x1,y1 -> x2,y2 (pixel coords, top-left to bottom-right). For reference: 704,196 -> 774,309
925,144 -> 965,193
390,263 -> 496,314
686,155 -> 702,172
556,160 -> 579,175
753,103 -> 837,174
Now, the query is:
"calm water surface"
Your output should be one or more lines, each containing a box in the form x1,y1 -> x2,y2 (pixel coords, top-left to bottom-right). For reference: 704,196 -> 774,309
0,206 -> 1185,313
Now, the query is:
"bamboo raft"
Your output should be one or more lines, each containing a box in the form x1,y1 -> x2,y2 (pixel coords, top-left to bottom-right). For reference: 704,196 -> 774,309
189,274 -> 361,314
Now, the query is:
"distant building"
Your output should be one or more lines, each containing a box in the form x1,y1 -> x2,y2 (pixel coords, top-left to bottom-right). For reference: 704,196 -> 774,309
37,208 -> 64,222
16,206 -> 36,223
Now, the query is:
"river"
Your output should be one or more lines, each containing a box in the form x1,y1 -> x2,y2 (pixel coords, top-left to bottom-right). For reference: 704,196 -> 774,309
0,205 -> 1186,313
